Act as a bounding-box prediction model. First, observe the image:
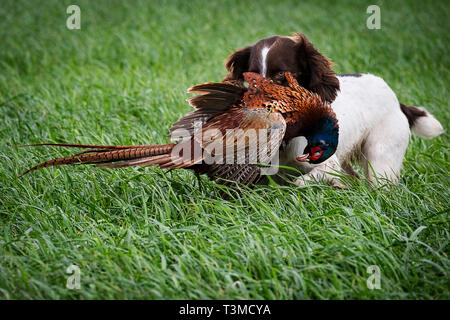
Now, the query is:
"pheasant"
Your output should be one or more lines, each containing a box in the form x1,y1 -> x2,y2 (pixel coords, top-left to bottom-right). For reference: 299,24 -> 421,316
22,72 -> 339,187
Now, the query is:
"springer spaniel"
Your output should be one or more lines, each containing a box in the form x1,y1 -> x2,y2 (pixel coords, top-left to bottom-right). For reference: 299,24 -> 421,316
224,33 -> 444,187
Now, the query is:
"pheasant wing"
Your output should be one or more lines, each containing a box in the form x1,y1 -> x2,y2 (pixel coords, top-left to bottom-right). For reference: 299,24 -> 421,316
197,107 -> 286,185
170,82 -> 245,137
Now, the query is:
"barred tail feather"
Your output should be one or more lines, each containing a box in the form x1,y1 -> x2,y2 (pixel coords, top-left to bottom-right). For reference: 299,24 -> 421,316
21,143 -> 176,175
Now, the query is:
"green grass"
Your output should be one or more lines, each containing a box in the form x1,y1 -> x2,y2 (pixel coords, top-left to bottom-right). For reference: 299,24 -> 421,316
0,0 -> 449,299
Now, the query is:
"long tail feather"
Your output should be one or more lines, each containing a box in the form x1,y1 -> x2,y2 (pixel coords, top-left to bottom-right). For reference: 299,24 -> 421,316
21,143 -> 176,176
20,143 -> 156,149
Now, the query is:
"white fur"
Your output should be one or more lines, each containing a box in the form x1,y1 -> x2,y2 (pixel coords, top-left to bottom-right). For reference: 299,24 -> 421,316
260,46 -> 270,77
279,74 -> 444,186
410,107 -> 444,138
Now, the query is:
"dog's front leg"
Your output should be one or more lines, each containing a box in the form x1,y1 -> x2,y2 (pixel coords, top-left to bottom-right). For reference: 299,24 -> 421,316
294,155 -> 346,189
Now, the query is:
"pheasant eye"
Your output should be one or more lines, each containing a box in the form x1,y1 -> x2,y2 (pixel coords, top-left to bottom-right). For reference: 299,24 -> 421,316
308,146 -> 323,161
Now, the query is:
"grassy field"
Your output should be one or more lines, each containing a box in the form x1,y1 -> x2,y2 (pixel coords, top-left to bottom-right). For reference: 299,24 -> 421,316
0,0 -> 448,299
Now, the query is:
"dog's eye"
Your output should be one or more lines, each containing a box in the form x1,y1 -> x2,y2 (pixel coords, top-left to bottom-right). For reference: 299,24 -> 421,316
277,71 -> 284,77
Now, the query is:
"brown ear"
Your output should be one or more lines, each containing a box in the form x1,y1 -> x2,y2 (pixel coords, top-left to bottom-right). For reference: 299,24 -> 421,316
224,45 -> 252,80
293,33 -> 339,103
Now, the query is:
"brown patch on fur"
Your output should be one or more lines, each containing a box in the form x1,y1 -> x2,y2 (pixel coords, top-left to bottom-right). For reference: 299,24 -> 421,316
339,73 -> 362,77
400,103 -> 426,127
341,162 -> 360,179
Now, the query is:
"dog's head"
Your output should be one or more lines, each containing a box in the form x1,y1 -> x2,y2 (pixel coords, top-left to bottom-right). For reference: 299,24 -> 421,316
224,33 -> 339,104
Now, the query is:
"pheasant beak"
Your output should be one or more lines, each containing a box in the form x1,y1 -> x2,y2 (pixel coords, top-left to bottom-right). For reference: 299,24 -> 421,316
296,153 -> 310,162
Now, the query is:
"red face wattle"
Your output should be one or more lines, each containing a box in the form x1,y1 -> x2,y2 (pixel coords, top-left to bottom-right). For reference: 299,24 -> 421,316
307,146 -> 323,162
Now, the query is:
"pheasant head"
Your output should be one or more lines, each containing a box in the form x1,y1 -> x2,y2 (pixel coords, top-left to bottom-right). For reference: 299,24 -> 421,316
242,71 -> 338,164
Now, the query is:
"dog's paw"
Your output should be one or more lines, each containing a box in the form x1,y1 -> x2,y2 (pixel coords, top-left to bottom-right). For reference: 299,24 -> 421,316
295,177 -> 346,189
294,178 -> 304,187
294,178 -> 310,188
331,181 -> 347,189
